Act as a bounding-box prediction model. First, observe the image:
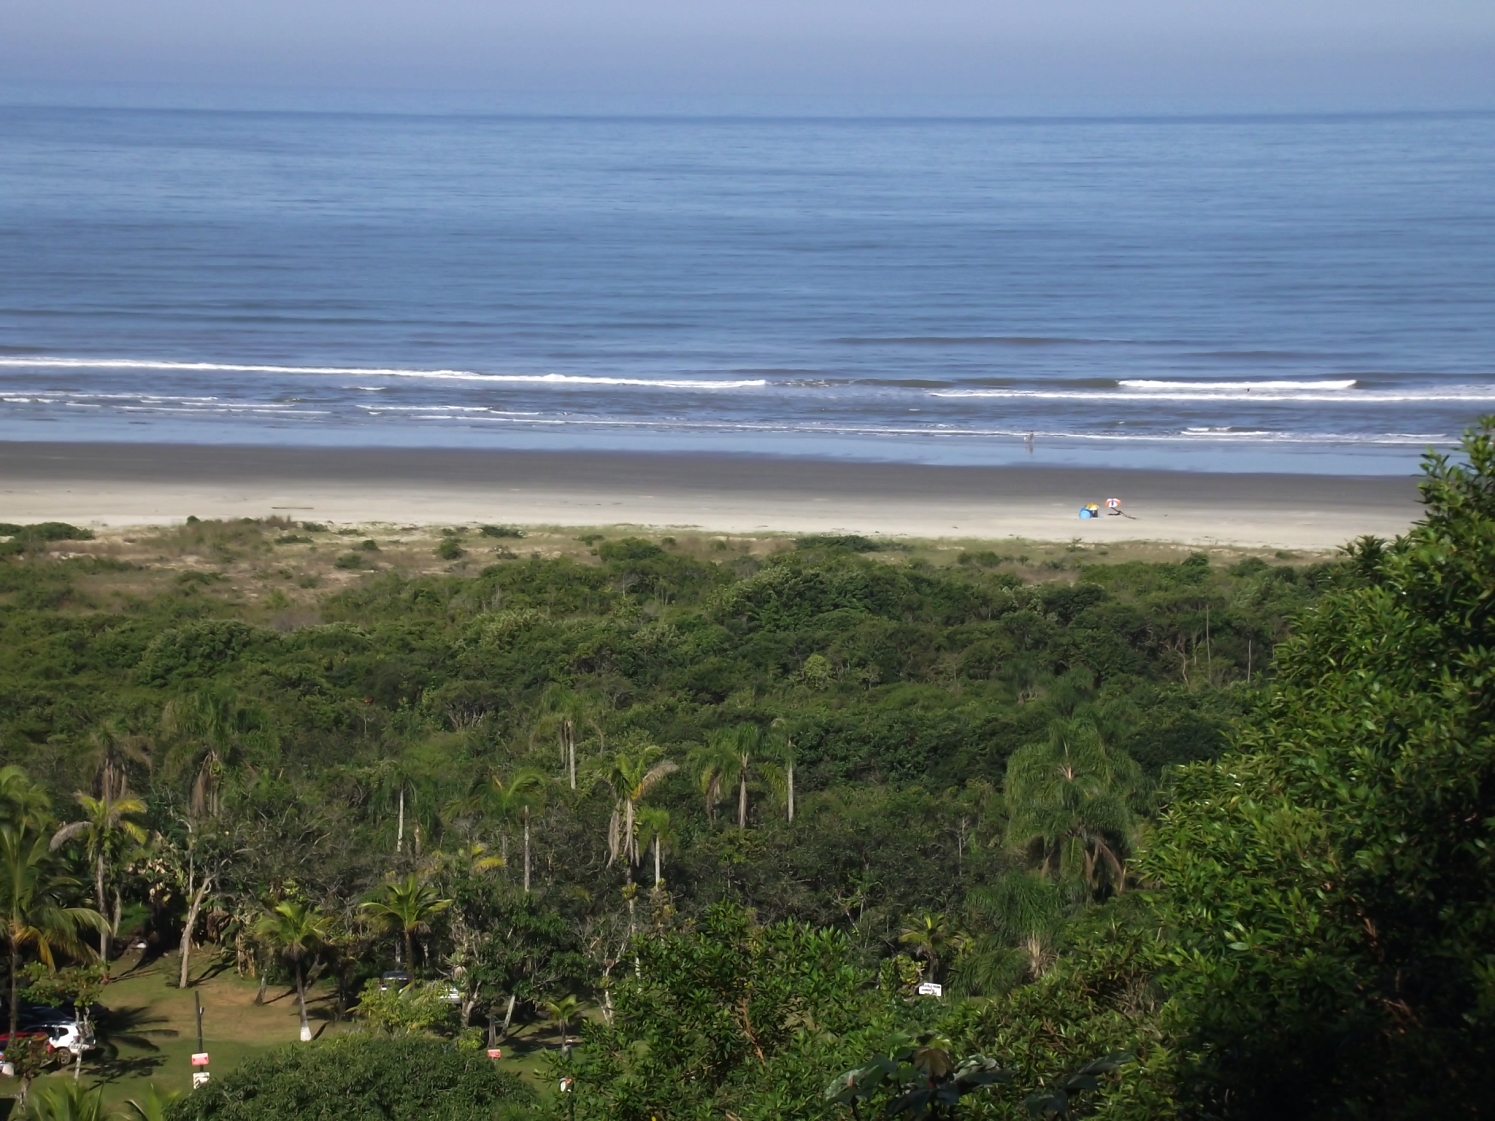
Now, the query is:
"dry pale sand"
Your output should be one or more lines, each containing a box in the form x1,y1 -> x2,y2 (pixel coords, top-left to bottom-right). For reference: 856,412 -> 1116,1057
0,441 -> 1423,551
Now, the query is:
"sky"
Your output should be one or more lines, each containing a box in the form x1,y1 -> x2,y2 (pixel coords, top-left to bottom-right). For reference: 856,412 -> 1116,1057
2,0 -> 1494,113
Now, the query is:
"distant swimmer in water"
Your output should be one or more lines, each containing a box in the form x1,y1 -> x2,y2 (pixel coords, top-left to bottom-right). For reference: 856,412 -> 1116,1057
1023,432 -> 1035,453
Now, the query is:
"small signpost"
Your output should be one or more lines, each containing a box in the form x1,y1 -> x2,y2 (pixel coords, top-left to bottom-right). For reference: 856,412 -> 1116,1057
191,991 -> 210,1087
487,1048 -> 503,1060
916,981 -> 944,998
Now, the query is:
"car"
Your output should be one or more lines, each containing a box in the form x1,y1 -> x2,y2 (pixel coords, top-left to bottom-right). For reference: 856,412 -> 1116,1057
15,1005 -> 96,1060
378,971 -> 411,992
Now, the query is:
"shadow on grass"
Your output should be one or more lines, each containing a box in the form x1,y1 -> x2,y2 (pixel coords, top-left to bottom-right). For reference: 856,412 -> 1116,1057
89,1004 -> 179,1084
89,1052 -> 169,1085
190,959 -> 234,986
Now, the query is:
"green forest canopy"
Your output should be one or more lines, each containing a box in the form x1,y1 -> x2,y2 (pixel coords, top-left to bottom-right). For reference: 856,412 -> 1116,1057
1,420 -> 1490,1119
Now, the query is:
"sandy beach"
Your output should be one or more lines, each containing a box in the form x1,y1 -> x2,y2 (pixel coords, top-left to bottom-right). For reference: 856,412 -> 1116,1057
0,441 -> 1423,551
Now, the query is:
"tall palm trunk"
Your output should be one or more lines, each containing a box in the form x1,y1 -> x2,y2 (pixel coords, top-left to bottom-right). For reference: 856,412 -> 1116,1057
653,834 -> 661,887
95,849 -> 110,961
522,808 -> 531,894
295,959 -> 311,1042
9,938 -> 19,1039
396,787 -> 405,854
403,929 -> 414,972
738,769 -> 748,829
786,760 -> 795,824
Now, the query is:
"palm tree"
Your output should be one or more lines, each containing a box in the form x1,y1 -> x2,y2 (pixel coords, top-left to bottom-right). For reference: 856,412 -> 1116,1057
686,740 -> 732,825
1003,719 -> 1141,898
255,901 -> 332,1042
49,792 -> 148,961
898,913 -> 963,985
762,720 -> 798,825
950,872 -> 1069,996
0,767 -> 52,832
0,825 -> 107,1039
587,746 -> 677,881
80,719 -> 152,804
536,685 -> 595,791
22,1078 -> 113,1120
360,874 -> 451,971
542,994 -> 586,1048
122,1085 -> 181,1121
161,689 -> 276,821
635,807 -> 674,889
473,768 -> 548,893
690,724 -> 760,829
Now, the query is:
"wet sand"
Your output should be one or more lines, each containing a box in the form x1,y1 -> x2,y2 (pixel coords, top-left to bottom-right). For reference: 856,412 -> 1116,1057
0,441 -> 1423,550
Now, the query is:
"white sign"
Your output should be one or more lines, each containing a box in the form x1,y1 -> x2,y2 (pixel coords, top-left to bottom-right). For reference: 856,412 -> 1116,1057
192,1071 -> 211,1088
190,1053 -> 210,1067
916,982 -> 943,997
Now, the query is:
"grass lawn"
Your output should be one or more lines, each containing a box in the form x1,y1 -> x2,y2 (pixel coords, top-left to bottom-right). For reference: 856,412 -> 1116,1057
2,949 -> 563,1113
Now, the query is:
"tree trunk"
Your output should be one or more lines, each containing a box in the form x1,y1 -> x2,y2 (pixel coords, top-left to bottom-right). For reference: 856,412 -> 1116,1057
296,960 -> 311,1042
112,888 -> 122,953
256,964 -> 268,1005
9,941 -> 19,1039
523,808 -> 531,894
738,771 -> 748,829
787,761 -> 795,824
96,849 -> 110,962
396,787 -> 405,854
178,876 -> 213,988
653,833 -> 661,888
403,929 -> 414,974
565,720 -> 577,790
501,991 -> 517,1038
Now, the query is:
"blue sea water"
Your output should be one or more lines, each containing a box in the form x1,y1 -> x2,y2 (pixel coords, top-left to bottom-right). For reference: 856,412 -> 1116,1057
1,104 -> 1493,473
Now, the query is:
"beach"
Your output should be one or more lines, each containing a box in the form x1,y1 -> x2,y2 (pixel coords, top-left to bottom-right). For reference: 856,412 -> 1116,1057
0,442 -> 1423,550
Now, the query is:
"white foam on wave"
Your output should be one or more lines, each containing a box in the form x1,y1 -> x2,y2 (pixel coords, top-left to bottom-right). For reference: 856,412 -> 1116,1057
1120,379 -> 1358,391
934,383 -> 1495,403
0,356 -> 766,391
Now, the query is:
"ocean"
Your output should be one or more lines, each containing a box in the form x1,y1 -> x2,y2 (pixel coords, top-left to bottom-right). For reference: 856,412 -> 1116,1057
2,104 -> 1493,474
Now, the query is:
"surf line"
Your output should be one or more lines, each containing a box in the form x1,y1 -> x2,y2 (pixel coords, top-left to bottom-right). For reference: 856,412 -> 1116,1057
0,357 -> 766,391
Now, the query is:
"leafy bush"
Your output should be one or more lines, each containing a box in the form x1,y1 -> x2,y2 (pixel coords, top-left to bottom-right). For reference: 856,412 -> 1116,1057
1143,418 -> 1495,1118
166,1034 -> 534,1121
795,534 -> 881,552
335,553 -> 370,570
137,620 -> 274,685
435,538 -> 464,561
0,522 -> 93,542
480,525 -> 526,538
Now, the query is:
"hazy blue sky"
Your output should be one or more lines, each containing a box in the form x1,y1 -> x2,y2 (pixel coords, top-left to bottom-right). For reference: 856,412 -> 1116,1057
3,0 -> 1493,112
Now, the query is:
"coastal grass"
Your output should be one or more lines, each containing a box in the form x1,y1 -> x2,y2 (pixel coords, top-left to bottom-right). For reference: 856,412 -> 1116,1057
18,518 -> 1328,629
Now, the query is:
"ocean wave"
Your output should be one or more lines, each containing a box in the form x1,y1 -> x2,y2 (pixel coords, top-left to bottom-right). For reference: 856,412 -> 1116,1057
0,357 -> 766,391
933,382 -> 1495,403
1119,379 -> 1359,391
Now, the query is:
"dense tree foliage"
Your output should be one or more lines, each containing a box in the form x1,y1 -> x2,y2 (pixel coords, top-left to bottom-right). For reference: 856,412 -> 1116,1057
165,1034 -> 533,1120
1139,424 -> 1495,1118
9,425 -> 1493,1119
